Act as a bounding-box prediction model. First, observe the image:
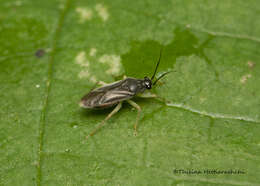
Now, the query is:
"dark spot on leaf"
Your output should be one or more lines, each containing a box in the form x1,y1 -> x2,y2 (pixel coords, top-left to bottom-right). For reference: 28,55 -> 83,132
121,27 -> 217,79
35,49 -> 45,58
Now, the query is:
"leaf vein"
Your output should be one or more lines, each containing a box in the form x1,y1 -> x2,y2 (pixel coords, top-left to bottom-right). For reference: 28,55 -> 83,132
166,102 -> 260,124
191,26 -> 260,44
36,0 -> 71,185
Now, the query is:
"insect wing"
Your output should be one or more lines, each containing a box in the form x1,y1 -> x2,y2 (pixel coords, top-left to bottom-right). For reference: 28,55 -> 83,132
99,89 -> 134,105
80,79 -> 134,108
93,80 -> 124,92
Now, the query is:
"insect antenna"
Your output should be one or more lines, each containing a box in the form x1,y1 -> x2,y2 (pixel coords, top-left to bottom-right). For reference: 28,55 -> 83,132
151,48 -> 163,81
153,70 -> 172,85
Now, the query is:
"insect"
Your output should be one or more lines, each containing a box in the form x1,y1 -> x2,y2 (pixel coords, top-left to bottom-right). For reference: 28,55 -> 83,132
80,49 -> 171,139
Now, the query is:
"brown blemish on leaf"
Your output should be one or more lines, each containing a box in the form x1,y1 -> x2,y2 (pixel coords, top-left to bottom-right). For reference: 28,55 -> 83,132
240,74 -> 252,84
247,61 -> 255,69
75,51 -> 98,83
99,54 -> 122,76
89,48 -> 97,57
76,7 -> 93,23
95,3 -> 109,21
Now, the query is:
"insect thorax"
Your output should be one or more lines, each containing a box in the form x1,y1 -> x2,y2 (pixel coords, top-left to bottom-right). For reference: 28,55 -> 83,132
121,78 -> 147,94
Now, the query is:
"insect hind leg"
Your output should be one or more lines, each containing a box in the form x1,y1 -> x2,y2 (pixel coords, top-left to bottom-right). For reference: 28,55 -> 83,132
126,100 -> 141,136
86,102 -> 122,139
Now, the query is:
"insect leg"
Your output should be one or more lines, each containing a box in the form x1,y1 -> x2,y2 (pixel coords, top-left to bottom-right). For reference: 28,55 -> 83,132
138,92 -> 157,98
138,92 -> 169,105
86,102 -> 122,139
88,81 -> 107,92
97,81 -> 107,86
126,100 -> 141,136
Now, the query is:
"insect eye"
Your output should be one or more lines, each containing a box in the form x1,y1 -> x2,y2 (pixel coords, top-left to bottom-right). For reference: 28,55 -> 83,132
143,77 -> 152,89
145,81 -> 152,89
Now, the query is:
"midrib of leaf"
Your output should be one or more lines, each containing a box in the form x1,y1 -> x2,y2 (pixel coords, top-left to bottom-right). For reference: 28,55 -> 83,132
36,0 -> 71,185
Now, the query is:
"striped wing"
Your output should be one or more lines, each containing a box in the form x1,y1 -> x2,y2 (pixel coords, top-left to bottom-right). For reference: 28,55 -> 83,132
80,79 -> 135,109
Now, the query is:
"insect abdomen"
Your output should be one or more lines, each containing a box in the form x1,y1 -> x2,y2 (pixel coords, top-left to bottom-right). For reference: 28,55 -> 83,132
80,91 -> 105,108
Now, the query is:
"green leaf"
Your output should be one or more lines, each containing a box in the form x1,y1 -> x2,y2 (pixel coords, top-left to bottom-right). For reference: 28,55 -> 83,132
1,0 -> 260,185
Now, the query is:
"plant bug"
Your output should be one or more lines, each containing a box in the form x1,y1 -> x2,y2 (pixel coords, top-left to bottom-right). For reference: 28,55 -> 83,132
80,49 -> 171,139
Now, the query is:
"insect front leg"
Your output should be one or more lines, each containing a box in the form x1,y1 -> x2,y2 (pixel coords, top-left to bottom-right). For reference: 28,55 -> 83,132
138,92 -> 157,98
138,92 -> 168,104
126,100 -> 141,136
97,81 -> 107,86
86,102 -> 122,139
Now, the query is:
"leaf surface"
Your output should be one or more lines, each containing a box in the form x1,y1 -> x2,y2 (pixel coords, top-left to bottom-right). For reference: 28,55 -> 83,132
1,0 -> 260,185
